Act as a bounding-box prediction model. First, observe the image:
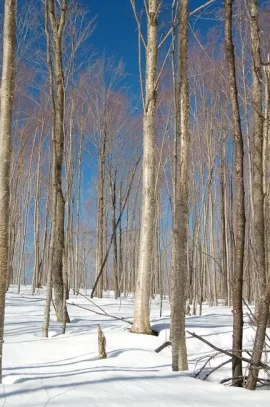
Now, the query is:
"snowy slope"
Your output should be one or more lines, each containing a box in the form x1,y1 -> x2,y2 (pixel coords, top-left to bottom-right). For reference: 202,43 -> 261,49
0,286 -> 269,406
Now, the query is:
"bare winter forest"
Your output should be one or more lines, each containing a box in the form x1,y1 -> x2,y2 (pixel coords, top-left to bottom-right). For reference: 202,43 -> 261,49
0,0 -> 270,404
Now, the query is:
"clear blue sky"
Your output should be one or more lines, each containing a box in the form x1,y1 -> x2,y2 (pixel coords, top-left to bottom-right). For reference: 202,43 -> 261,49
82,0 -> 220,92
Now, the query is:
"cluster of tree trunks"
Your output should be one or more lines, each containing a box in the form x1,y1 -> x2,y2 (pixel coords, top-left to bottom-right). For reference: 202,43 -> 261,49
0,0 -> 270,389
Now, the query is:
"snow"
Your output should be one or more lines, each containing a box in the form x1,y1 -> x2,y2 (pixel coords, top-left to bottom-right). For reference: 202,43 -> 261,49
0,286 -> 269,406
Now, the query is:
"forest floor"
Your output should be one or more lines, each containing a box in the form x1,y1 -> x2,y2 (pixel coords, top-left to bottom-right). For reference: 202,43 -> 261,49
0,286 -> 270,406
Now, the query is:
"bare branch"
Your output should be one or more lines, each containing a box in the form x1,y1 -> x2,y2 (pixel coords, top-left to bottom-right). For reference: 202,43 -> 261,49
186,330 -> 270,370
67,302 -> 133,325
189,0 -> 216,17
91,153 -> 142,298
130,0 -> 147,49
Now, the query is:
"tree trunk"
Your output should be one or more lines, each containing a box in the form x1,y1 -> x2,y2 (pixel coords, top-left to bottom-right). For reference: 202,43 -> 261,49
32,132 -> 43,294
170,0 -> 189,371
94,130 -> 106,298
220,144 -> 229,306
248,0 -> 266,321
110,170 -> 120,298
245,0 -> 267,390
0,0 -> 16,383
43,0 -> 69,334
74,128 -> 83,294
224,0 -> 245,386
131,0 -> 158,335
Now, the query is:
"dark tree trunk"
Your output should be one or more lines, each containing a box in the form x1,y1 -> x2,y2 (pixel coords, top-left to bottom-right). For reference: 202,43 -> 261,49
224,0 -> 245,387
170,0 -> 189,371
245,0 -> 268,390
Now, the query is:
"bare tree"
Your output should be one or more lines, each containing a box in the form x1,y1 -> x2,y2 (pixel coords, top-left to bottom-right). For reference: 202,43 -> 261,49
170,0 -> 189,371
224,0 -> 245,387
131,0 -> 158,335
0,0 -> 17,383
245,0 -> 268,390
43,0 -> 69,336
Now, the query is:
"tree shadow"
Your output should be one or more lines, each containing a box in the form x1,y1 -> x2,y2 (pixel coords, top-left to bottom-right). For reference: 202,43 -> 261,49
2,372 -> 191,399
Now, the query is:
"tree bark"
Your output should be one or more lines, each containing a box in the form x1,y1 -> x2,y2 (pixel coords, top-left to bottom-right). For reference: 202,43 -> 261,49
245,0 -> 268,390
94,131 -> 106,298
248,0 -> 266,319
0,0 -> 16,383
110,170 -> 120,298
131,0 -> 158,335
224,0 -> 245,387
32,132 -> 43,294
170,0 -> 189,371
43,0 -> 69,333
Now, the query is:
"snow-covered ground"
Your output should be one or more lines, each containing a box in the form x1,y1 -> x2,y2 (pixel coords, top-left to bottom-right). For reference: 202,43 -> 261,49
0,286 -> 269,406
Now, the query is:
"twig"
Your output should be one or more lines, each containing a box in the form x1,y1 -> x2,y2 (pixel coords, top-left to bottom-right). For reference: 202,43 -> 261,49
186,330 -> 270,370
91,153 -> 142,298
203,359 -> 231,381
194,351 -> 221,378
130,0 -> 147,49
189,0 -> 216,17
220,376 -> 245,385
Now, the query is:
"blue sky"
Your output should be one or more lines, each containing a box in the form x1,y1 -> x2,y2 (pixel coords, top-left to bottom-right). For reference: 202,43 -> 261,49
81,0 -> 221,92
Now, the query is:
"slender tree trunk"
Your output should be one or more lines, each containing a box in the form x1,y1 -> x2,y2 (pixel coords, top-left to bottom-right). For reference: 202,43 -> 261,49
224,0 -> 245,386
220,145 -> 229,306
131,0 -> 158,334
32,132 -> 43,294
263,65 -> 270,281
0,0 -> 16,383
94,131 -> 106,298
74,128 -> 83,294
43,0 -> 69,335
248,0 -> 266,320
118,182 -> 123,294
209,187 -> 217,306
246,0 -> 267,390
17,132 -> 36,293
170,0 -> 189,371
110,170 -> 119,298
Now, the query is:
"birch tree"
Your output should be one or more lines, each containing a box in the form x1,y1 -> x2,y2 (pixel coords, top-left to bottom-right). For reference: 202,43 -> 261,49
0,0 -> 16,383
131,0 -> 158,334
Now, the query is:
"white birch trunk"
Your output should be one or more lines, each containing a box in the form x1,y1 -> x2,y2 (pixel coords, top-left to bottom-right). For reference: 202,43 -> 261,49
0,0 -> 16,382
131,0 -> 158,334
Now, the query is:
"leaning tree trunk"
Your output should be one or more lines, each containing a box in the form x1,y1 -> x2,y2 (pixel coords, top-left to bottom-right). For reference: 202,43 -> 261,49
0,0 -> 16,383
170,0 -> 189,371
245,0 -> 267,390
131,0 -> 158,335
224,0 -> 245,387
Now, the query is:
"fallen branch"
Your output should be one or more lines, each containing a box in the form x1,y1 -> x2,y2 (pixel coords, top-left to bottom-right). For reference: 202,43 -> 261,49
155,341 -> 171,353
194,351 -> 222,378
220,376 -> 246,385
203,359 -> 231,381
221,376 -> 270,387
67,301 -> 133,325
74,290 -> 111,315
186,330 -> 270,371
